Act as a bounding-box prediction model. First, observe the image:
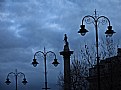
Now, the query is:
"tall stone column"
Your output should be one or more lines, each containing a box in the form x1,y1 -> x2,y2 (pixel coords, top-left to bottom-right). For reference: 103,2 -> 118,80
60,34 -> 73,90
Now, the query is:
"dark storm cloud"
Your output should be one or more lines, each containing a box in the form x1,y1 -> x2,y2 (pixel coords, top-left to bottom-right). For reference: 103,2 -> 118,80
0,0 -> 4,2
0,0 -> 121,90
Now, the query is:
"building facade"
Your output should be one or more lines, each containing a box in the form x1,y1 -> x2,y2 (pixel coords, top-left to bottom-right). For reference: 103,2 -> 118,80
88,48 -> 121,90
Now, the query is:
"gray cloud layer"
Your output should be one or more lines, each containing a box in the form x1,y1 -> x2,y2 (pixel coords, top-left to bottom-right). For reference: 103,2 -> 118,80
0,0 -> 121,90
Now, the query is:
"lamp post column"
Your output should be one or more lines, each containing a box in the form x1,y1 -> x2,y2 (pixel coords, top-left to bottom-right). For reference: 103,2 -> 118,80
44,55 -> 48,90
32,47 -> 60,90
95,20 -> 100,90
15,74 -> 17,90
5,69 -> 28,90
78,10 -> 115,90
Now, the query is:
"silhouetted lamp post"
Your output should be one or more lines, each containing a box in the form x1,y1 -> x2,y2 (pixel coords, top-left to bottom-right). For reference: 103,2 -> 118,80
32,47 -> 59,90
78,10 -> 115,90
5,69 -> 27,90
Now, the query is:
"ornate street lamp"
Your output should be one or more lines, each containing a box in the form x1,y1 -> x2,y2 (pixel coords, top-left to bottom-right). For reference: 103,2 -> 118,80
52,58 -> 60,67
105,26 -> 116,37
78,25 -> 88,36
5,78 -> 11,85
78,10 -> 115,90
31,47 -> 59,90
5,69 -> 27,90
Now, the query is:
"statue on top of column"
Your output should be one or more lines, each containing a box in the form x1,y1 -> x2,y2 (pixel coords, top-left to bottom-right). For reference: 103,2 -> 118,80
63,34 -> 69,51
64,34 -> 69,46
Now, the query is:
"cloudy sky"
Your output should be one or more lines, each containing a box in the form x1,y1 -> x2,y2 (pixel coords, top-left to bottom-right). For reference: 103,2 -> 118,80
0,0 -> 121,90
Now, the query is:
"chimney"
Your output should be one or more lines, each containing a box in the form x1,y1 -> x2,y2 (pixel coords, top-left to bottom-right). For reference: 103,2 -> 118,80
117,48 -> 121,56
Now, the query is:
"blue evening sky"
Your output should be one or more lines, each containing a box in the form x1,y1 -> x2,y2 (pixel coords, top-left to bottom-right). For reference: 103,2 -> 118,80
0,0 -> 121,90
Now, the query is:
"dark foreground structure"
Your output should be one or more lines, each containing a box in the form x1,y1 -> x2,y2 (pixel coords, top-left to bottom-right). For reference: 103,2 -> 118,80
88,48 -> 121,90
60,34 -> 73,90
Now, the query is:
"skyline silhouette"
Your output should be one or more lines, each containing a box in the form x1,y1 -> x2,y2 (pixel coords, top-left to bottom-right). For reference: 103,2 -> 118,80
0,0 -> 121,90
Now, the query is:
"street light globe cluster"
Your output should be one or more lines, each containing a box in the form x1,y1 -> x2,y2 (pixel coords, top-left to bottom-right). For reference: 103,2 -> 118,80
5,69 -> 28,90
5,78 -> 27,85
78,25 -> 115,37
78,10 -> 116,90
31,48 -> 59,90
32,57 -> 59,67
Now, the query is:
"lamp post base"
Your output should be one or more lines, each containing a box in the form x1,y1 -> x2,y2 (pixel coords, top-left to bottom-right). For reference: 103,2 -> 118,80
42,88 -> 51,89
